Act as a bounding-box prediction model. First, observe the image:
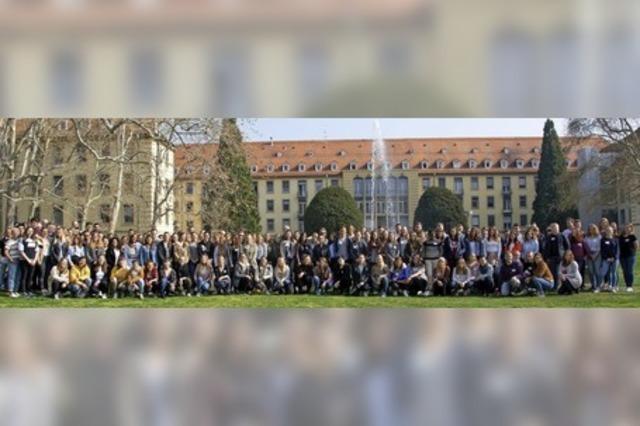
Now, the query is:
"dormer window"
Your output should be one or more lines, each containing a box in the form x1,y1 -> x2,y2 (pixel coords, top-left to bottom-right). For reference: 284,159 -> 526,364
515,159 -> 524,169
298,163 -> 306,172
251,165 -> 258,173
366,161 -> 374,171
330,162 -> 338,171
315,163 -> 323,172
469,159 -> 477,168
420,160 -> 429,169
500,159 -> 509,169
531,159 -> 540,168
203,165 -> 211,176
484,160 -> 492,168
436,160 -> 445,169
275,152 -> 283,158
338,150 -> 346,157
532,147 -> 541,154
266,164 -> 275,173
401,160 -> 410,170
502,148 -> 510,155
349,161 -> 358,171
452,160 -> 461,169
383,161 -> 391,171
282,164 -> 290,172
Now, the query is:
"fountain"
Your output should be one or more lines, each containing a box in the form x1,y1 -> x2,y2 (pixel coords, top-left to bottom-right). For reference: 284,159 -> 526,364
370,120 -> 393,229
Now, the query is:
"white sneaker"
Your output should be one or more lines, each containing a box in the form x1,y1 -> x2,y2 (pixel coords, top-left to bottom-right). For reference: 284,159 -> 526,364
402,290 -> 409,297
10,292 -> 19,299
417,291 -> 423,296
593,289 -> 600,294
54,293 -> 60,300
626,287 -> 634,293
381,293 -> 386,298
424,291 -> 432,297
138,293 -> 144,300
612,287 -> 618,294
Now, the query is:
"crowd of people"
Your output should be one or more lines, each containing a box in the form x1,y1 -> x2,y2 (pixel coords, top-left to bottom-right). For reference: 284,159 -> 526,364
0,217 -> 636,300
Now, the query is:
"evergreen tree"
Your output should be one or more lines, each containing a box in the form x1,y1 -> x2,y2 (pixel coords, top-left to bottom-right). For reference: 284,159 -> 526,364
532,119 -> 570,228
202,119 -> 260,232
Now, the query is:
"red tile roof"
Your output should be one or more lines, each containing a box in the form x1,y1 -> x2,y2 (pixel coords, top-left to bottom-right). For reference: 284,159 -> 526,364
175,136 -> 605,179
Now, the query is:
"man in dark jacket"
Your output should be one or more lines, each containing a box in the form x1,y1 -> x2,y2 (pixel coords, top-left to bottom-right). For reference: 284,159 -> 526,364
499,252 -> 523,296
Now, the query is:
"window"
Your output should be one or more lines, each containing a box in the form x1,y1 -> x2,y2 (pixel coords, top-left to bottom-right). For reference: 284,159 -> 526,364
298,202 -> 306,216
436,160 -> 445,169
266,219 -> 275,232
75,174 -> 87,195
366,161 -> 374,171
298,163 -> 306,172
282,180 -> 290,194
471,176 -> 479,190
282,199 -> 290,212
298,180 -> 307,198
401,160 -> 410,170
452,160 -> 461,169
516,159 -> 524,169
519,195 -> 527,208
454,177 -> 463,194
298,219 -> 305,232
487,196 -> 495,209
420,160 -> 429,169
503,196 -> 512,211
502,177 -> 512,192
488,214 -> 495,227
186,182 -> 194,195
484,160 -> 492,168
99,204 -> 111,224
98,173 -> 111,192
520,214 -> 528,225
266,181 -> 274,194
422,177 -> 431,190
186,202 -> 194,213
504,213 -> 512,229
500,159 -> 509,169
123,173 -> 134,193
266,164 -> 274,173
75,144 -> 88,162
266,200 -> 274,213
469,160 -> 477,168
471,196 -> 479,209
330,162 -> 338,171
251,165 -> 258,173
354,178 -> 364,197
283,218 -> 291,228
471,215 -> 480,227
315,179 -> 323,192
349,161 -> 357,171
52,148 -> 65,166
53,205 -> 64,225
519,176 -> 527,189
53,175 -> 64,196
438,177 -> 446,188
331,179 -> 339,187
531,159 -> 539,168
315,163 -> 323,172
282,164 -> 290,172
487,176 -> 494,189
123,205 -> 135,224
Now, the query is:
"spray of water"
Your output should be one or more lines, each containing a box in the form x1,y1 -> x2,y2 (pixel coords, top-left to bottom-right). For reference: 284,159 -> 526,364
371,120 -> 392,228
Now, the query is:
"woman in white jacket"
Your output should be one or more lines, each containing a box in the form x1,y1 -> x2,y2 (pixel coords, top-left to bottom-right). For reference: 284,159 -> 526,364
558,250 -> 582,295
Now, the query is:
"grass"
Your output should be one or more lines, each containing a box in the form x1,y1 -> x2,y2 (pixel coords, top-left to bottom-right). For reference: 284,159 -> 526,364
1,257 -> 637,309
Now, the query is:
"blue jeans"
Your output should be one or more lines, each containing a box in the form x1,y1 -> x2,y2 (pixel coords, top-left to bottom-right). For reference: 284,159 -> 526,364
620,256 -> 636,288
585,256 -> 601,290
160,277 -> 172,296
196,277 -> 211,294
0,257 -> 9,291
600,259 -> 618,287
532,277 -> 554,294
8,261 -> 21,293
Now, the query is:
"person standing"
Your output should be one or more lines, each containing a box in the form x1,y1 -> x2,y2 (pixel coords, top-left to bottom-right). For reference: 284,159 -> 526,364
541,223 -> 568,288
5,228 -> 23,298
619,224 -> 638,293
18,227 -> 39,296
599,227 -> 619,293
584,224 -> 602,292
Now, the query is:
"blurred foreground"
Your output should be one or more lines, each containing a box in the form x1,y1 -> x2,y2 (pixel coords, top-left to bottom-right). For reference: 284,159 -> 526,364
0,310 -> 638,426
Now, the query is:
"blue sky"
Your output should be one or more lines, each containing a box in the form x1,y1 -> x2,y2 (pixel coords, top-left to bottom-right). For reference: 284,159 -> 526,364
240,119 -> 567,141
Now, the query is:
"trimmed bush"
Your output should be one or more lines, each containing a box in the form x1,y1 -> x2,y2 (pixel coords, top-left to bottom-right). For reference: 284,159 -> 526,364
414,186 -> 467,229
304,187 -> 363,234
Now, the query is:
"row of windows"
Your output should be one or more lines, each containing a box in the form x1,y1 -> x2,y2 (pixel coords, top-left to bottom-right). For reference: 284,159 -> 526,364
469,195 -> 529,210
422,175 -> 530,191
46,204 -> 136,226
353,177 -> 409,198
255,158 -> 543,174
49,173 -> 142,196
265,178 -> 339,195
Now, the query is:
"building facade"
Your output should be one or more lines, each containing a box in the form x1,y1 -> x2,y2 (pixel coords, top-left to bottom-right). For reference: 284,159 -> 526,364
1,120 -> 175,233
174,137 -> 595,232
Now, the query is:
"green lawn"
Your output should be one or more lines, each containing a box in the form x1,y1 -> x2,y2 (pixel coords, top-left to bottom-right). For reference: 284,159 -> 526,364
1,257 -> 637,308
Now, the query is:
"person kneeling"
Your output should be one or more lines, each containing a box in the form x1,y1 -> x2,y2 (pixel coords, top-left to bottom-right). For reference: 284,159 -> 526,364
389,256 -> 411,297
69,256 -> 91,298
558,250 -> 582,295
451,258 -> 473,296
499,252 -> 523,296
195,254 -> 214,296
350,255 -> 371,296
109,257 -> 130,299
126,260 -> 145,299
474,256 -> 494,296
